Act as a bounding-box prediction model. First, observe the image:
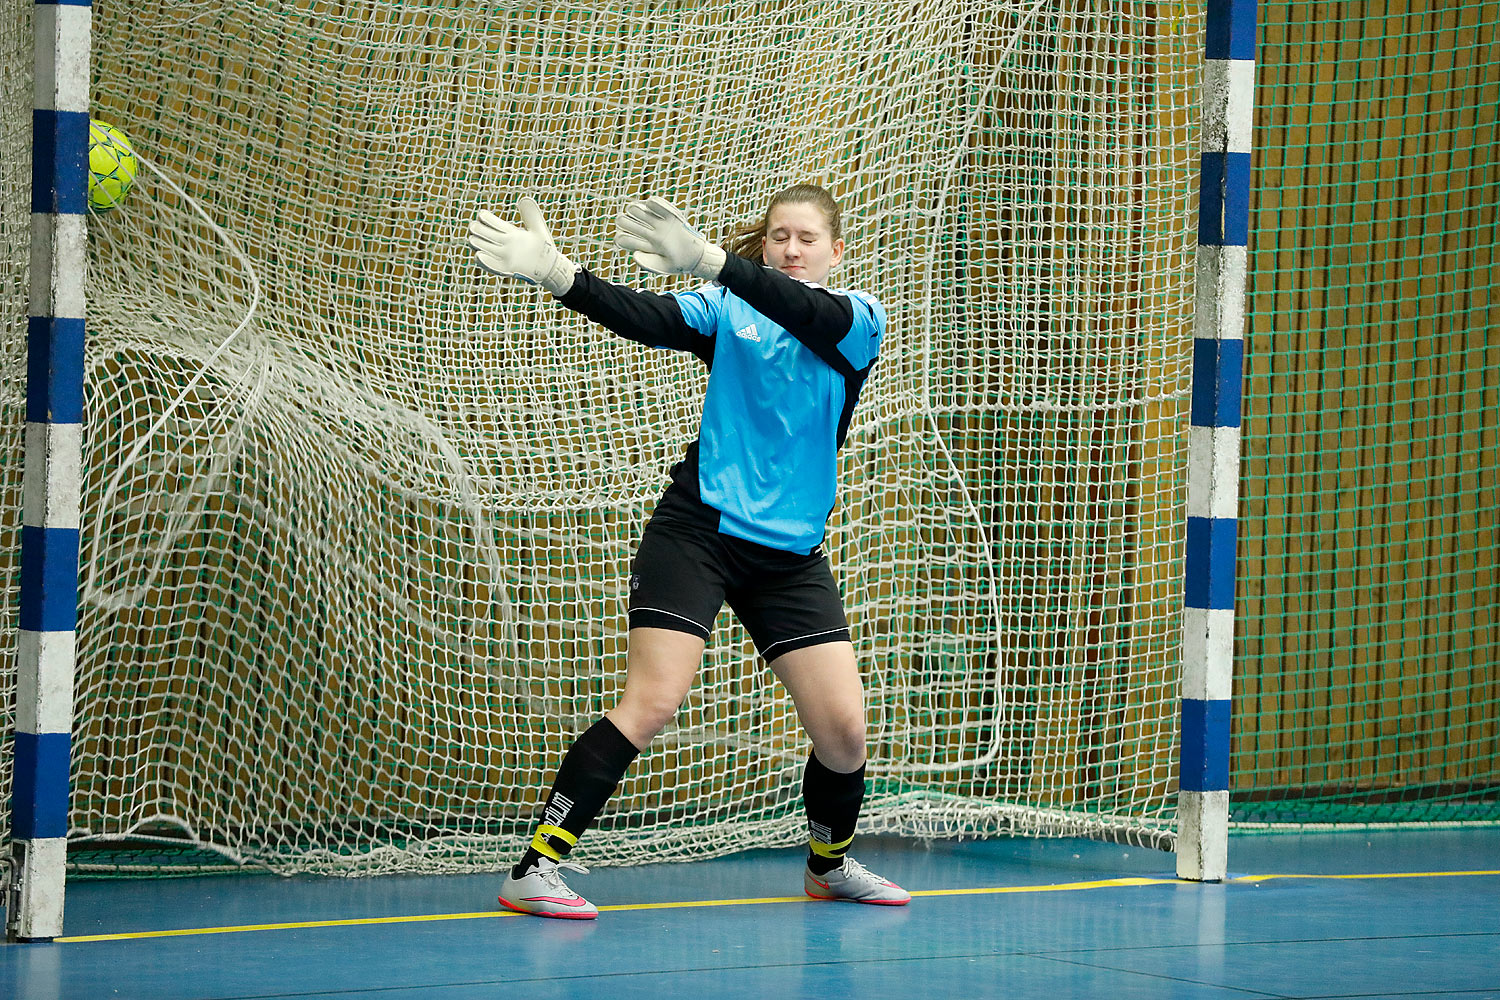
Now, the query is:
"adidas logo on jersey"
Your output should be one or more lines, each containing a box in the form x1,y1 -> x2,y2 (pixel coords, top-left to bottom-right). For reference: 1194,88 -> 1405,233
735,323 -> 761,342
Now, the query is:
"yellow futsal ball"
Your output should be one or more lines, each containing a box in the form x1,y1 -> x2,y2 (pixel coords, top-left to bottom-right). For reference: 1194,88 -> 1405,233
88,119 -> 138,212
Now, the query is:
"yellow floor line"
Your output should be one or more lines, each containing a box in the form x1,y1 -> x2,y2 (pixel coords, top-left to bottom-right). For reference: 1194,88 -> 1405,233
1228,870 -> 1500,883
58,909 -> 521,943
54,869 -> 1500,944
908,876 -> 1177,897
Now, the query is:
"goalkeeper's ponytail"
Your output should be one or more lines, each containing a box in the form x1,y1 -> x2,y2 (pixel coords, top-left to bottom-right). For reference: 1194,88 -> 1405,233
725,218 -> 769,264
725,183 -> 843,264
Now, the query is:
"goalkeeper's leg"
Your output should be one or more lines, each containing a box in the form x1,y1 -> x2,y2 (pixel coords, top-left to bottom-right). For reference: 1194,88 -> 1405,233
771,642 -> 911,906
500,628 -> 704,918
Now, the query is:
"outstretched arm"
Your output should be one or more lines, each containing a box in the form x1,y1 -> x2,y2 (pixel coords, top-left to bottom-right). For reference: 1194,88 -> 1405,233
468,198 -> 712,363
712,253 -> 857,367
559,269 -> 713,363
615,196 -> 877,375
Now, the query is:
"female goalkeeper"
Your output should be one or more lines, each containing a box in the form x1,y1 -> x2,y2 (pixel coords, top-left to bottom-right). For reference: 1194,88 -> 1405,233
467,185 -> 909,918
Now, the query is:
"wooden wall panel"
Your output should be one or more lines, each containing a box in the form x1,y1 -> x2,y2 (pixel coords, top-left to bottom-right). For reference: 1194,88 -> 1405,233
1237,0 -> 1500,809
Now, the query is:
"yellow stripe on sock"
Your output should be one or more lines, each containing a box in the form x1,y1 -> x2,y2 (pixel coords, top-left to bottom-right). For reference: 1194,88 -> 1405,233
530,825 -> 578,861
808,833 -> 855,859
537,825 -> 579,848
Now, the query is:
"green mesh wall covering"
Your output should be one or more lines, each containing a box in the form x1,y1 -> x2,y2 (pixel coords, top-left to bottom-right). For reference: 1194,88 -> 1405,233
1236,0 -> 1500,826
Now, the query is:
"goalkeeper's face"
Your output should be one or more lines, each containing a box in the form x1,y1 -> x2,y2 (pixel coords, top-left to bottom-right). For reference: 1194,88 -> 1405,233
762,203 -> 844,284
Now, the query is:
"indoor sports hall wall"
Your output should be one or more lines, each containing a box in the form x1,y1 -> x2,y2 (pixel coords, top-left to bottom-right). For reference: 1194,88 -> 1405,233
1238,0 -> 1499,823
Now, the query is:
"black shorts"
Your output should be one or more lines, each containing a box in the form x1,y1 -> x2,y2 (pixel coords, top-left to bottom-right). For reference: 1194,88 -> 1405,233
627,488 -> 851,662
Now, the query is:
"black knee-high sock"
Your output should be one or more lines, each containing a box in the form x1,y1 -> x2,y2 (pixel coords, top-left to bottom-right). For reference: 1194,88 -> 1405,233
802,752 -> 866,876
512,717 -> 641,878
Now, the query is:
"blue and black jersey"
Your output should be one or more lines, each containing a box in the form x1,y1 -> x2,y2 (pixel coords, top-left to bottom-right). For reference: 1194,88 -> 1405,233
558,252 -> 885,554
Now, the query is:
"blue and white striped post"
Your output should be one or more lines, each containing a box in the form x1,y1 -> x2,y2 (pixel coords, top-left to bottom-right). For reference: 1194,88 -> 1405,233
1178,0 -> 1254,883
9,0 -> 90,941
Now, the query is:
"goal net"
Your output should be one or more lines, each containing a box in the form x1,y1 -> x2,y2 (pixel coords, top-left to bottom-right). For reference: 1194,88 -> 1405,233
2,1 -> 1201,875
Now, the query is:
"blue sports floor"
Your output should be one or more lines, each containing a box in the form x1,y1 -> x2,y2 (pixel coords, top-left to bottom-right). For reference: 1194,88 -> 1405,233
3,829 -> 1498,999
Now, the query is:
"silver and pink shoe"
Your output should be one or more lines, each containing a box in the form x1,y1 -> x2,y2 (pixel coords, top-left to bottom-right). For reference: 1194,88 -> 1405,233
804,856 -> 911,905
498,859 -> 598,919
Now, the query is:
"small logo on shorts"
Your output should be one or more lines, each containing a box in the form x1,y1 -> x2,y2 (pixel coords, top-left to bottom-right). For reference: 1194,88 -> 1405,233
630,574 -> 641,591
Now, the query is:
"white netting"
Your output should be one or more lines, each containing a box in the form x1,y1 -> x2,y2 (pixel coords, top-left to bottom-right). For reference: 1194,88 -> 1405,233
1,0 -> 1201,874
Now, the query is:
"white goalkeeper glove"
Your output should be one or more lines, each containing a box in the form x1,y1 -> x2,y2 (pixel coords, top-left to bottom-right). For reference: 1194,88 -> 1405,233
467,196 -> 578,296
615,196 -> 727,282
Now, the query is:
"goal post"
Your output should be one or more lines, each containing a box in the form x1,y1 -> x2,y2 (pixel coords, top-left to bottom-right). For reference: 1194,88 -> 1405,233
5,0 -> 1223,927
1177,0 -> 1257,883
5,0 -> 90,942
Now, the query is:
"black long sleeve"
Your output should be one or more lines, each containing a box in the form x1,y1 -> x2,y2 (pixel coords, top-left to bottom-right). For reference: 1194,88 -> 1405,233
556,266 -> 713,367
712,253 -> 859,376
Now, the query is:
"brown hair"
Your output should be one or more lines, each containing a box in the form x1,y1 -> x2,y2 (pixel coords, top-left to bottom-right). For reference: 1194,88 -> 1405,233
724,183 -> 843,264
